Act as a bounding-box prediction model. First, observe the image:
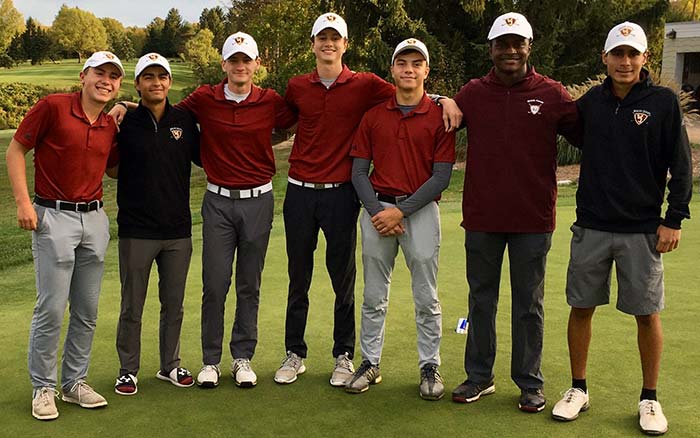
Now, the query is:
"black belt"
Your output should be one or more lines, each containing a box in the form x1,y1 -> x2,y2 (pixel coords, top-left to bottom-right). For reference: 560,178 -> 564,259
34,196 -> 103,212
376,193 -> 411,204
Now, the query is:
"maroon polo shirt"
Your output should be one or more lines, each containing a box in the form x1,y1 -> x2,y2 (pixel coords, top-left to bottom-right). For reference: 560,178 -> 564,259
454,67 -> 578,233
351,94 -> 455,197
177,80 -> 295,189
285,65 -> 395,183
14,92 -> 118,202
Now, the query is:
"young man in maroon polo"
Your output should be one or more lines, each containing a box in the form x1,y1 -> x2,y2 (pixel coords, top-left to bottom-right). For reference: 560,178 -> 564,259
177,32 -> 296,389
6,51 -> 123,420
275,12 -> 462,387
346,39 -> 455,400
450,13 -> 578,412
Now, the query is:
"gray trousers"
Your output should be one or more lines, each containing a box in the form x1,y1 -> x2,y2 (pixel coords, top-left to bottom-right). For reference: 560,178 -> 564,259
463,231 -> 551,390
201,190 -> 273,364
28,205 -> 110,393
116,237 -> 192,375
359,202 -> 442,368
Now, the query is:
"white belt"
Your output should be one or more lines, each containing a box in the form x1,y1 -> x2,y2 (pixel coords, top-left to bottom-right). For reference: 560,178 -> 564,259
287,176 -> 343,189
207,182 -> 272,199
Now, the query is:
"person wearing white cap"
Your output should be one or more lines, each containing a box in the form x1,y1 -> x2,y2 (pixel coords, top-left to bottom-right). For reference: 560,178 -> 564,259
449,12 -> 578,412
6,50 -> 124,420
346,38 -> 455,400
551,22 -> 692,436
109,52 -> 200,396
275,12 -> 462,388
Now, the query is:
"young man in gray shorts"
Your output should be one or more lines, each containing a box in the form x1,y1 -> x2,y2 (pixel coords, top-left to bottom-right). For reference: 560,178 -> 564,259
551,22 -> 692,436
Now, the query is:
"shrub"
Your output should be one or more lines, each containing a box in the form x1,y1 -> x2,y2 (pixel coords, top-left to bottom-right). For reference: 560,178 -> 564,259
0,82 -> 66,129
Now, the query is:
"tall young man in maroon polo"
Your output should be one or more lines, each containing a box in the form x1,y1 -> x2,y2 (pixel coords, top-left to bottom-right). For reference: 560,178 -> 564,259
6,51 -> 124,420
275,12 -> 462,386
450,13 -> 578,412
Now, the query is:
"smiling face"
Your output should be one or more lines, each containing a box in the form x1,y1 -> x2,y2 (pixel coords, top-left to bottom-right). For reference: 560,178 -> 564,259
603,45 -> 648,89
221,52 -> 260,89
390,50 -> 429,93
135,65 -> 171,105
80,63 -> 122,105
312,28 -> 348,65
489,34 -> 531,77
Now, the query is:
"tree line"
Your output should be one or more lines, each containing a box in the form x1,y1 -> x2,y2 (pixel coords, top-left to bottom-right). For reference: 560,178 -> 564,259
0,1 -> 697,96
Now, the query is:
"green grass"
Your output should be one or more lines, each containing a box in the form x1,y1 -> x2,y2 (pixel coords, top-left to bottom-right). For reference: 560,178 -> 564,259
0,59 -> 197,102
1,127 -> 699,435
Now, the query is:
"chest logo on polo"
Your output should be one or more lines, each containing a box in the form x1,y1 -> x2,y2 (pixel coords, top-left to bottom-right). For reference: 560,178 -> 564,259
170,127 -> 183,140
633,109 -> 650,126
527,99 -> 544,115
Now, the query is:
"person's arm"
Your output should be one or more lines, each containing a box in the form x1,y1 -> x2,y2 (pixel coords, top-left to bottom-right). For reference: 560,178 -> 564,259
556,84 -> 582,147
6,139 -> 37,230
107,101 -> 137,125
351,158 -> 383,216
106,165 -> 119,179
657,96 -> 693,253
432,96 -> 463,132
395,162 -> 453,216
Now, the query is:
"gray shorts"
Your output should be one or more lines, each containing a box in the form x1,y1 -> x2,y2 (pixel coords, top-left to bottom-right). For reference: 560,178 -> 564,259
565,225 -> 664,315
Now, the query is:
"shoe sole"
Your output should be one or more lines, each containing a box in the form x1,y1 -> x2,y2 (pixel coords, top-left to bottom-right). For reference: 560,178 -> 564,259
552,403 -> 590,421
114,387 -> 138,396
274,364 -> 306,384
233,377 -> 257,388
344,375 -> 382,394
196,381 -> 219,388
156,371 -> 194,388
640,427 -> 668,436
330,373 -> 353,387
420,391 -> 445,401
518,402 -> 546,413
61,396 -> 108,408
452,384 -> 496,403
32,410 -> 59,421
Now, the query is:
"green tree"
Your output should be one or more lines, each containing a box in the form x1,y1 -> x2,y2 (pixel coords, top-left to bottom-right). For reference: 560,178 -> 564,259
143,17 -> 165,55
51,5 -> 108,62
126,26 -> 147,57
13,17 -> 52,65
183,28 -> 221,85
101,17 -> 134,60
199,6 -> 229,50
0,0 -> 25,54
161,8 -> 186,57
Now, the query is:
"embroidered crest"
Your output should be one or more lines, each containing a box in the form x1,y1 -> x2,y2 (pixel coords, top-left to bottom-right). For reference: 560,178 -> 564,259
148,54 -> 159,60
235,36 -> 244,45
326,14 -> 336,22
633,109 -> 650,125
406,38 -> 417,44
527,99 -> 544,115
505,17 -> 516,26
170,127 -> 183,140
619,26 -> 633,37
105,53 -> 115,59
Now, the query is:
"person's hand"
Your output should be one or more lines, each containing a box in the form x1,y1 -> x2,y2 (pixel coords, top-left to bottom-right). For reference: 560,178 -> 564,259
17,201 -> 37,231
438,97 -> 462,132
379,223 -> 405,237
371,207 -> 404,235
108,103 -> 128,127
656,225 -> 681,253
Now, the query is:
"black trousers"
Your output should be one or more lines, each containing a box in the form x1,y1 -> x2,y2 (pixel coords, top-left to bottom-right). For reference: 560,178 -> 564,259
282,183 -> 360,359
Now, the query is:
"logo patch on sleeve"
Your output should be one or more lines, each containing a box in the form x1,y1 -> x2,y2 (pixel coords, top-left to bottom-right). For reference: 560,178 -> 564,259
170,127 -> 183,140
633,109 -> 651,125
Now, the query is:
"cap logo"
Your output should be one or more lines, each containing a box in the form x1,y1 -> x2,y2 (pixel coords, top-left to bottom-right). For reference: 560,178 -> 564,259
170,127 -> 183,140
406,39 -> 417,44
620,26 -> 633,37
148,54 -> 159,60
105,53 -> 115,59
527,99 -> 544,115
633,109 -> 650,125
235,37 -> 244,44
505,17 -> 517,26
326,14 -> 336,22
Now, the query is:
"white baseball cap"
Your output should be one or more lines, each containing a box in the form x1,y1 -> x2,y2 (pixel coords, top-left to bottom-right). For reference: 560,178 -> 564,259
392,38 -> 430,66
311,13 -> 348,39
83,51 -> 125,77
222,32 -> 259,60
487,12 -> 533,41
604,21 -> 647,54
134,53 -> 171,79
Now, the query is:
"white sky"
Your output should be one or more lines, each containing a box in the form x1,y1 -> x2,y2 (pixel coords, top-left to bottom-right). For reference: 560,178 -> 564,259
15,0 -> 228,27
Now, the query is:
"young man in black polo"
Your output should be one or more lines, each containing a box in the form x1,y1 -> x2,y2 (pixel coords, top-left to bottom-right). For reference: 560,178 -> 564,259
110,53 -> 200,396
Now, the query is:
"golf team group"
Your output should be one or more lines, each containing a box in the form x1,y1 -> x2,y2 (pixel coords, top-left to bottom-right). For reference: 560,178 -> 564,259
5,10 -> 693,436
